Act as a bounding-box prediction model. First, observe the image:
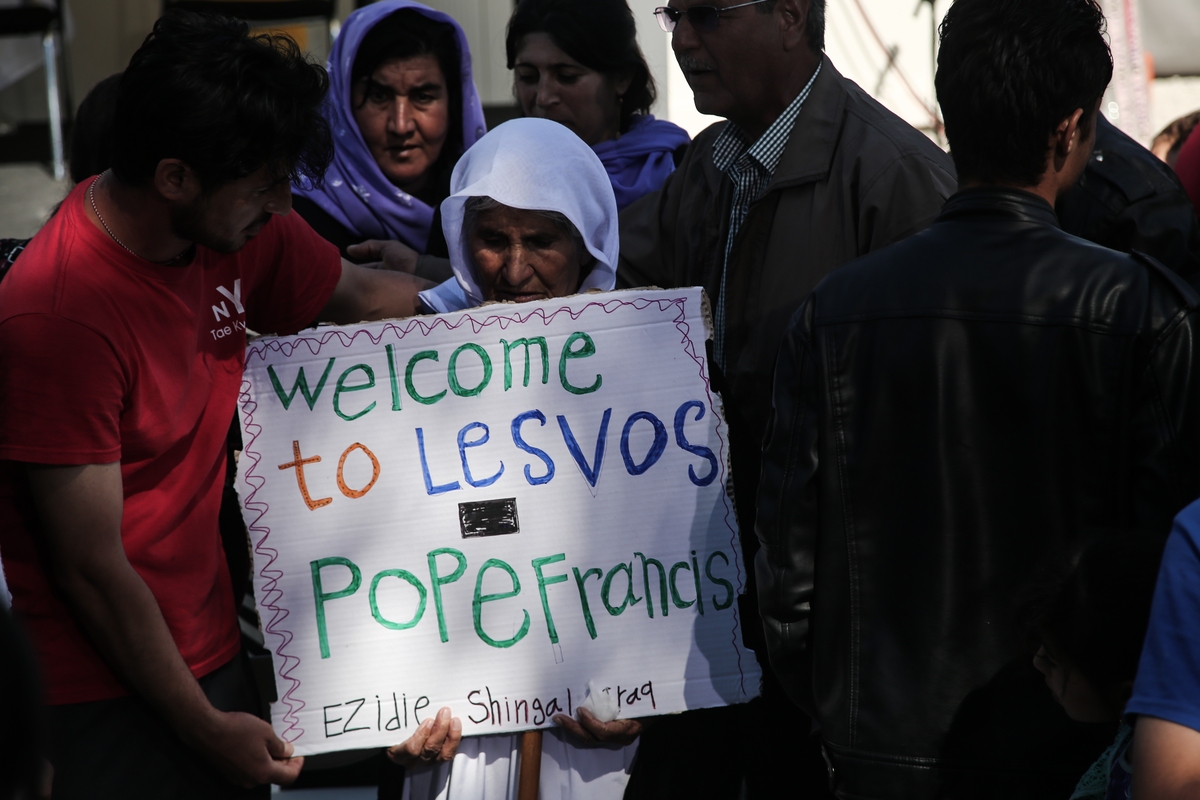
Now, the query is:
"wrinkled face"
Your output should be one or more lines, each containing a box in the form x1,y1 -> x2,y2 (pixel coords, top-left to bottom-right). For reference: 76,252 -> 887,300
352,54 -> 450,195
469,204 -> 585,303
513,33 -> 625,147
171,166 -> 291,253
1032,644 -> 1119,724
667,0 -> 781,124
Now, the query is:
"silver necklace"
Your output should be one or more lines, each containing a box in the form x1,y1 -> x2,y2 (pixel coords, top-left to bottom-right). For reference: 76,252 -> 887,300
89,171 -> 193,265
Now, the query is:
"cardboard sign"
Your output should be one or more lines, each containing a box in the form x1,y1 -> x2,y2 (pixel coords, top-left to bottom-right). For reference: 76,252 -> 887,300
237,288 -> 761,756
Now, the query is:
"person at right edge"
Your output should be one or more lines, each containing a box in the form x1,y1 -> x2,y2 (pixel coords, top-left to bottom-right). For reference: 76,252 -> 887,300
616,0 -> 955,796
754,1 -> 1200,798
1057,114 -> 1200,282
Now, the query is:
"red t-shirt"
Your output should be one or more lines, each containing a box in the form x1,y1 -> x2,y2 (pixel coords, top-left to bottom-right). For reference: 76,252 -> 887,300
0,178 -> 342,704
1176,128 -> 1200,219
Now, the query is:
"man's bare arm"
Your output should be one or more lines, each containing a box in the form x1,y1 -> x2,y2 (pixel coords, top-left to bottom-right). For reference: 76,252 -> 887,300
346,239 -> 453,283
1132,716 -> 1200,799
318,258 -> 435,324
26,462 -> 303,787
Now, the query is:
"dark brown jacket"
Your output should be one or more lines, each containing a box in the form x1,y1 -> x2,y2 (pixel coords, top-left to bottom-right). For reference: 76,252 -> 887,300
617,58 -> 957,636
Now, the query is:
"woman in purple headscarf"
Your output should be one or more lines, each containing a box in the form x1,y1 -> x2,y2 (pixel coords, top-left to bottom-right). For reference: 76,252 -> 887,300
505,0 -> 691,212
293,0 -> 487,269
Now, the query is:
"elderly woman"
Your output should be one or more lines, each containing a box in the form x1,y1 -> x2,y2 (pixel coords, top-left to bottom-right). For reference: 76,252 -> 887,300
506,0 -> 690,211
293,0 -> 486,271
385,118 -> 640,800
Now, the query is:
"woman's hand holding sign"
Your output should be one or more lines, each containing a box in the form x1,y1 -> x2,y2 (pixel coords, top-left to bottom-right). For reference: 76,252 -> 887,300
386,706 -> 463,767
554,708 -> 643,747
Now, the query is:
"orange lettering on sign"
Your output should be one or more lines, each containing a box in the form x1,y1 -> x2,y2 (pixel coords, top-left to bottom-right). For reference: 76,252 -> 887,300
278,440 -> 333,510
337,442 -> 381,499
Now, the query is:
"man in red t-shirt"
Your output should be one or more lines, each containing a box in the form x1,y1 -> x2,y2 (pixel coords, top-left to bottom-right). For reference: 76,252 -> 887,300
0,12 -> 440,799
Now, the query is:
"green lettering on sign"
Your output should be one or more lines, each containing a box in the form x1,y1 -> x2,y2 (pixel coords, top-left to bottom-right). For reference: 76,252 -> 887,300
559,332 -> 602,395
532,554 -> 569,643
385,344 -> 402,411
311,556 -> 361,659
473,558 -> 530,648
669,561 -> 695,609
502,337 -> 550,390
333,364 -> 377,421
427,548 -> 468,642
269,358 -> 336,410
448,343 -> 493,397
706,550 -> 735,611
601,561 -> 640,616
406,351 -> 447,405
635,552 -> 669,618
369,569 -> 427,630
572,567 -> 603,639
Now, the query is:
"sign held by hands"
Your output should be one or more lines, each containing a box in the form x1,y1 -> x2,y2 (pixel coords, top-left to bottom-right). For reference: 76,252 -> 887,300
238,288 -> 760,756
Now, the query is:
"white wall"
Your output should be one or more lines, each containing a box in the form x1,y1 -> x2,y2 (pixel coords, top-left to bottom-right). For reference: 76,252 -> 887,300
638,0 -> 949,139
608,0 -> 949,140
420,0 -> 517,105
394,0 -> 1200,144
420,0 -> 724,136
645,0 -> 1198,146
821,0 -> 1200,146
0,0 -> 161,124
635,0 -> 951,139
824,0 -> 947,136
3,0 -> 1196,145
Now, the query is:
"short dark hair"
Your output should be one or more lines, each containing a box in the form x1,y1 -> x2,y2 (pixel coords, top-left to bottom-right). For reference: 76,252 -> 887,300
760,0 -> 825,53
352,9 -> 465,188
936,0 -> 1112,186
1153,110 -> 1200,168
111,11 -> 333,190
69,72 -> 121,184
1019,534 -> 1163,709
505,0 -> 654,134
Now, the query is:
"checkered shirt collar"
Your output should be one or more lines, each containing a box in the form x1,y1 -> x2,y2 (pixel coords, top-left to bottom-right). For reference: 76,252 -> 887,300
711,61 -> 822,177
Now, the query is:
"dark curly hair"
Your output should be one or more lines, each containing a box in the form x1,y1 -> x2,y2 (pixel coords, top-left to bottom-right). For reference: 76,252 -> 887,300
505,0 -> 654,134
936,0 -> 1112,186
69,72 -> 121,184
111,10 -> 333,190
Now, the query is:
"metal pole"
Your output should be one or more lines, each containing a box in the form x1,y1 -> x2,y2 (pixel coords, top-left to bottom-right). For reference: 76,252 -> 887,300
42,30 -> 65,181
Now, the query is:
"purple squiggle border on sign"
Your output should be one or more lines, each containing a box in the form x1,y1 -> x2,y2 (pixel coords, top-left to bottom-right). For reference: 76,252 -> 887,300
238,293 -> 747,742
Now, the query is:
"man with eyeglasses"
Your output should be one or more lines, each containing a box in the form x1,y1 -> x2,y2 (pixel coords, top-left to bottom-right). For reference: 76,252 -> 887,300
617,0 -> 954,797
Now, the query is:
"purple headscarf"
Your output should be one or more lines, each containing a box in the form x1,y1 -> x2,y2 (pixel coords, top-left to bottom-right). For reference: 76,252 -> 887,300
591,115 -> 690,211
294,0 -> 487,251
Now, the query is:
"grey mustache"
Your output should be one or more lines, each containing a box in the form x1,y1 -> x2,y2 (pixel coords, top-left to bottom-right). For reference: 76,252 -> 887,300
676,56 -> 716,72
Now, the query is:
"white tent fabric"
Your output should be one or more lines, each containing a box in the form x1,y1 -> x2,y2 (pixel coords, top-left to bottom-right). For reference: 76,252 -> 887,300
1142,0 -> 1200,78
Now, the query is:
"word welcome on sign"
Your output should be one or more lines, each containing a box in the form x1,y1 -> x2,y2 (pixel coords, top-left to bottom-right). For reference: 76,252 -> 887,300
238,288 -> 761,756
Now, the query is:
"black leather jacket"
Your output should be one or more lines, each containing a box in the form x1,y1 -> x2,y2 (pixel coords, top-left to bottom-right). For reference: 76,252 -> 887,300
755,189 -> 1200,799
1058,116 -> 1200,283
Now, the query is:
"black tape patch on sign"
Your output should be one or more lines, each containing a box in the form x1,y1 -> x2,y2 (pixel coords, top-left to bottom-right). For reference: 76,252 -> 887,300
459,498 -> 520,538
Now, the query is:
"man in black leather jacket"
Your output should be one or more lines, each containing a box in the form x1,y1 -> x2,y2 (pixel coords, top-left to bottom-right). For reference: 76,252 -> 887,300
1058,115 -> 1200,283
754,1 -> 1200,798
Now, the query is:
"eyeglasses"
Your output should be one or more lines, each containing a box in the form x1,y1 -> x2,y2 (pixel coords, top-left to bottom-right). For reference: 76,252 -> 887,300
654,0 -> 770,33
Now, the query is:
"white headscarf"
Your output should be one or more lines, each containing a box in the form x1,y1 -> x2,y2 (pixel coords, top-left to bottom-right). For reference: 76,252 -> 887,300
419,118 -> 620,313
